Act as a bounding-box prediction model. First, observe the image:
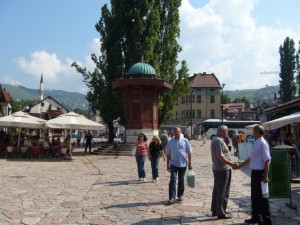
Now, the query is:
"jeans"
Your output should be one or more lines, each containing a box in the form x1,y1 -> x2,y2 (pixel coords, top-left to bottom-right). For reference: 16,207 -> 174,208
85,142 -> 92,152
135,155 -> 147,179
151,156 -> 160,180
169,164 -> 186,200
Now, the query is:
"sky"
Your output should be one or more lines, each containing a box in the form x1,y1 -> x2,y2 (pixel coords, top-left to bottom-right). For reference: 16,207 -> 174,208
0,0 -> 300,94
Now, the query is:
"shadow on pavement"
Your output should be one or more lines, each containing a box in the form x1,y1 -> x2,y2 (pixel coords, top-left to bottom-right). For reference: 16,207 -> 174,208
94,179 -> 148,186
101,201 -> 164,209
130,215 -> 245,225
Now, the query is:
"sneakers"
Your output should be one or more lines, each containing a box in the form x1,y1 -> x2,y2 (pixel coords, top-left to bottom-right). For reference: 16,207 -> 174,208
139,178 -> 146,182
166,199 -> 176,205
177,196 -> 183,202
152,178 -> 158,183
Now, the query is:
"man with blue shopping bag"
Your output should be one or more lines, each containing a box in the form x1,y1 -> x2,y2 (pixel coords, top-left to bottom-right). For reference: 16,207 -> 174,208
165,126 -> 192,205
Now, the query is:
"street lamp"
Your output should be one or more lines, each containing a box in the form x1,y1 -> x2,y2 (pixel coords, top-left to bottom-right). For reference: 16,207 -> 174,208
190,89 -> 193,139
221,83 -> 225,124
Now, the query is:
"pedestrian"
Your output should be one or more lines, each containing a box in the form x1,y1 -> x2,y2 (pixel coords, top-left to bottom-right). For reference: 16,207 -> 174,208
203,132 -> 207,144
239,131 -> 245,143
84,130 -> 93,153
211,125 -> 238,219
165,126 -> 192,205
135,133 -> 149,182
232,130 -> 239,156
237,125 -> 273,225
149,135 -> 164,182
76,132 -> 82,147
160,130 -> 168,157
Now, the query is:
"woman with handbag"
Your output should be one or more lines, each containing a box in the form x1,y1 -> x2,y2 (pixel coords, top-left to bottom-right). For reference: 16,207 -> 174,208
135,133 -> 149,182
149,135 -> 163,183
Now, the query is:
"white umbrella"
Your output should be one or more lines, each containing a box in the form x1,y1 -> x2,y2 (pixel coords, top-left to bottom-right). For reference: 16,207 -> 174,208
0,111 -> 46,151
262,112 -> 300,130
44,111 -> 105,153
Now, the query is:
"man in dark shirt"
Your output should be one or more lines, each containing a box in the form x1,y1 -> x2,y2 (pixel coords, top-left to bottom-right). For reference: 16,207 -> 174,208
84,130 -> 93,153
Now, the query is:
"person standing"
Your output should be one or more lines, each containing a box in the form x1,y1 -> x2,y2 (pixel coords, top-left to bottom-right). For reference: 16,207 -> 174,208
135,133 -> 149,182
76,132 -> 82,147
238,125 -> 273,225
149,135 -> 163,182
211,125 -> 238,219
165,126 -> 192,205
84,130 -> 93,153
160,130 -> 169,156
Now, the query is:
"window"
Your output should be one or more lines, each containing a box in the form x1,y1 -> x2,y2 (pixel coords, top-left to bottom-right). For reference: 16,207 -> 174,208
182,111 -> 185,119
210,109 -> 215,118
196,88 -> 201,92
197,110 -> 202,118
176,111 -> 178,120
192,95 -> 195,103
210,88 -> 214,92
197,95 -> 201,103
210,95 -> 215,103
181,96 -> 185,104
186,110 -> 189,118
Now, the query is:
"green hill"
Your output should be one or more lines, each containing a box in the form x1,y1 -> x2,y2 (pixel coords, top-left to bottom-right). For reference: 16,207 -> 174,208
2,84 -> 89,111
225,85 -> 279,103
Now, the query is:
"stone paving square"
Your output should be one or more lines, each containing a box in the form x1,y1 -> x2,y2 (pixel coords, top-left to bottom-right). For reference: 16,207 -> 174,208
0,140 -> 299,225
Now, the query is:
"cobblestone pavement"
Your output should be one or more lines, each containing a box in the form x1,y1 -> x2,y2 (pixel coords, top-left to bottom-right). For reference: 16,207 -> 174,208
0,140 -> 300,225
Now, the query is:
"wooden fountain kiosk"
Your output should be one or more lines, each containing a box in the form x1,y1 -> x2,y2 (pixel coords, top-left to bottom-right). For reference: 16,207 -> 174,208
113,62 -> 172,143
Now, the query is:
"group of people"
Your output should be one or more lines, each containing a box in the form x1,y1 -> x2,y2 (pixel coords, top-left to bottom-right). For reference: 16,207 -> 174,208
133,124 -> 273,225
211,124 -> 273,224
133,127 -> 193,205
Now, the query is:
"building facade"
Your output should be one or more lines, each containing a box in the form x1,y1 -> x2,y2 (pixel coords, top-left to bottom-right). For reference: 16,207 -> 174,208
171,72 -> 222,127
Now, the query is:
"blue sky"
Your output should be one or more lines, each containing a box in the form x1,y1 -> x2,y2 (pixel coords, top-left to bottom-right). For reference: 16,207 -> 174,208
0,0 -> 300,94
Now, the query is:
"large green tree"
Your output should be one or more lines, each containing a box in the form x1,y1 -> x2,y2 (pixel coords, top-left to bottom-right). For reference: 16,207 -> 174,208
296,41 -> 300,96
279,37 -> 297,103
72,0 -> 189,142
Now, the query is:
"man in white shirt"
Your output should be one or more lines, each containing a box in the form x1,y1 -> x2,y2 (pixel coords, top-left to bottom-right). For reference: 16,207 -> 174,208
238,125 -> 273,225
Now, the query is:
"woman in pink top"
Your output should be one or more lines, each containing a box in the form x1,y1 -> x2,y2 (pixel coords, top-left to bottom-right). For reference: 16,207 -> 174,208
135,133 -> 149,182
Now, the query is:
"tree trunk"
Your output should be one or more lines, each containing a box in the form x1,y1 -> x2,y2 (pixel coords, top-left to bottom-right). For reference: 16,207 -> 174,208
107,121 -> 114,143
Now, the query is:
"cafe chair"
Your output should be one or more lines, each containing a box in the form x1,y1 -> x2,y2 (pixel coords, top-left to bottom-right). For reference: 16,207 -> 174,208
20,146 -> 29,158
6,146 -> 15,158
60,148 -> 67,159
31,146 -> 42,159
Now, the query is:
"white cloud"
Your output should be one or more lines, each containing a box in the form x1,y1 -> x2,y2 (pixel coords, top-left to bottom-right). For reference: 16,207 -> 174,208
17,51 -> 69,83
179,0 -> 300,90
2,75 -> 21,86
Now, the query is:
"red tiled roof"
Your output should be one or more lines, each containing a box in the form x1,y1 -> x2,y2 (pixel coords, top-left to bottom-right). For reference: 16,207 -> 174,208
189,73 -> 221,88
3,92 -> 10,102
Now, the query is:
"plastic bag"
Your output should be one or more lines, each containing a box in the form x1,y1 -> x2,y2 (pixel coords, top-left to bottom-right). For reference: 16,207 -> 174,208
186,170 -> 196,188
131,146 -> 136,156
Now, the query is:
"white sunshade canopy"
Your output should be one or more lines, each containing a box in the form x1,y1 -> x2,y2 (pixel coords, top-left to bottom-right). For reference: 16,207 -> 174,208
0,111 -> 45,129
245,124 -> 259,130
43,111 -> 105,130
262,112 -> 300,130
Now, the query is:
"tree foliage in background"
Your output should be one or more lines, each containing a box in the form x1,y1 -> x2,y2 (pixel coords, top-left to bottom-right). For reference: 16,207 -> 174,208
279,37 -> 297,103
233,97 -> 250,109
296,41 -> 300,96
222,94 -> 231,104
72,0 -> 189,142
9,97 -> 34,113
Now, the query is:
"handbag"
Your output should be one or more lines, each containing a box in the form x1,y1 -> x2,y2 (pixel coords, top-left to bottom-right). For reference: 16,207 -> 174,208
186,170 -> 196,188
131,146 -> 136,156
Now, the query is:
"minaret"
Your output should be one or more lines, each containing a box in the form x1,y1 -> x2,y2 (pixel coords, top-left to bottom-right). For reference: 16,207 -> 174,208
39,74 -> 44,100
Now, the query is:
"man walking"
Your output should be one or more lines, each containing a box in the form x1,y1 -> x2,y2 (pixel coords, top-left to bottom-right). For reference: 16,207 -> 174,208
238,125 -> 273,225
211,125 -> 238,219
165,126 -> 192,205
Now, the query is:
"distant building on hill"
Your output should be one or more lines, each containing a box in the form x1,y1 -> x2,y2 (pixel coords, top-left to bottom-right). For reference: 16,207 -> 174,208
171,72 -> 222,127
0,84 -> 12,117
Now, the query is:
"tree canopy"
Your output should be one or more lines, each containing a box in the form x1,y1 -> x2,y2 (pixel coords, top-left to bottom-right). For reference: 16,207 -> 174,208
72,0 -> 189,142
279,37 -> 297,103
